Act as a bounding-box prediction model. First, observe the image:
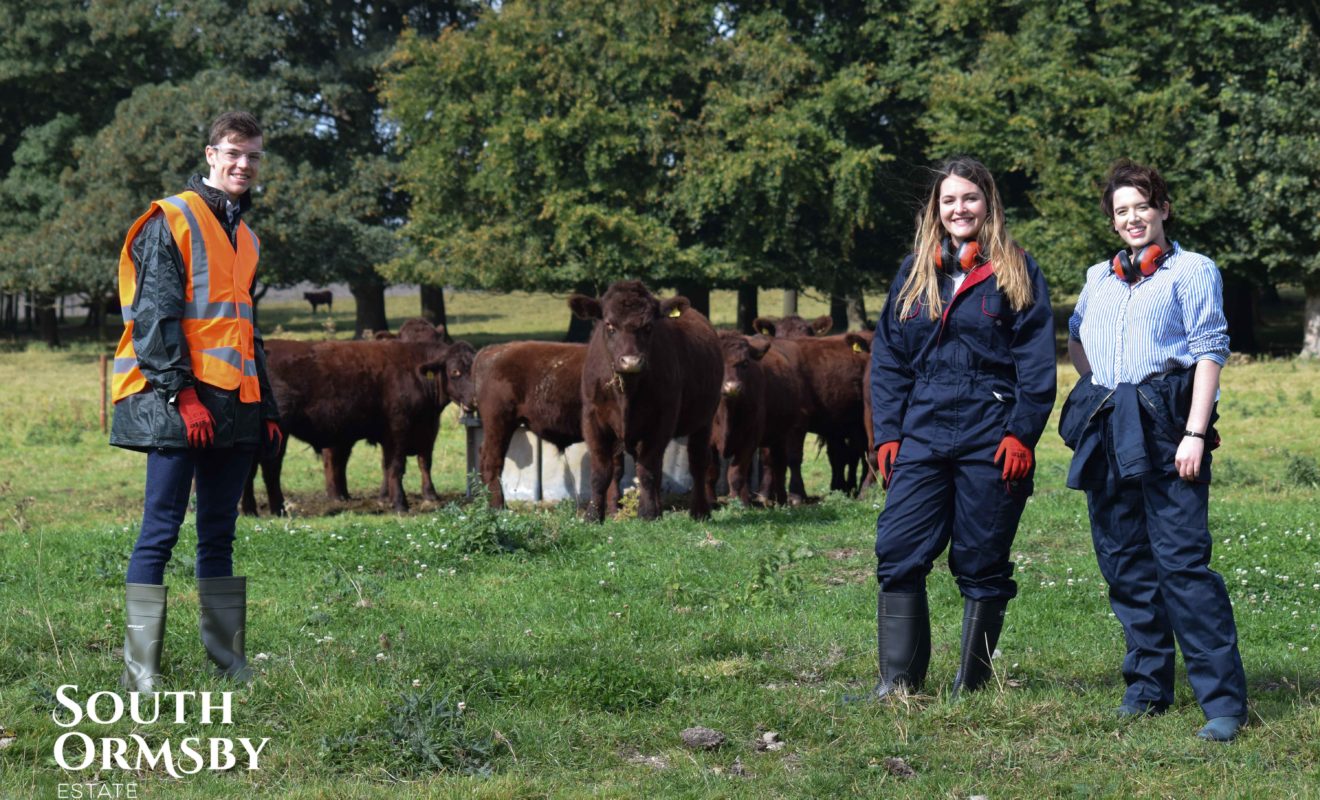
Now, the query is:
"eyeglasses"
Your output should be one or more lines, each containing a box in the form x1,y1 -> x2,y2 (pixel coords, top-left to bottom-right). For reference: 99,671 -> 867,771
209,147 -> 264,164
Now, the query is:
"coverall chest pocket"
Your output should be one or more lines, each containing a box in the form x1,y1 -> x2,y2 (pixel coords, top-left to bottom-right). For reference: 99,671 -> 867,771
979,295 -> 1010,349
900,301 -> 933,346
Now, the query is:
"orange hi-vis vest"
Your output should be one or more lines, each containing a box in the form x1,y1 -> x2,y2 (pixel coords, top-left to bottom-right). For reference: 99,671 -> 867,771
112,191 -> 261,403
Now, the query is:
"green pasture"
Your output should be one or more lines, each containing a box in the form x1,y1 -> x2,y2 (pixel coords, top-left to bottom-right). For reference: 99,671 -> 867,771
1,289 -> 1319,799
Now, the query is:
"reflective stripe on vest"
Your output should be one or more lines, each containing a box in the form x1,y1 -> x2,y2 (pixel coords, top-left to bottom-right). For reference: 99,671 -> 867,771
112,191 -> 262,403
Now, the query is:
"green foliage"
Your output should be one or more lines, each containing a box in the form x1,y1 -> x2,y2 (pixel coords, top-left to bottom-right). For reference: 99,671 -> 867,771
1285,451 -> 1320,489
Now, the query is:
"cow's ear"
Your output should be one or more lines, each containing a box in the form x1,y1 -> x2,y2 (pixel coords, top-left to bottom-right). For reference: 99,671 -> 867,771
844,332 -> 871,353
752,317 -> 776,337
373,330 -> 394,340
748,336 -> 772,360
569,295 -> 602,320
434,324 -> 448,341
661,296 -> 690,319
812,315 -> 833,336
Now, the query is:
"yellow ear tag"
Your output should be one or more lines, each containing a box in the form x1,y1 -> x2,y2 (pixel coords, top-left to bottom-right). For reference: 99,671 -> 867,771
759,328 -> 770,335
851,342 -> 863,353
668,307 -> 682,318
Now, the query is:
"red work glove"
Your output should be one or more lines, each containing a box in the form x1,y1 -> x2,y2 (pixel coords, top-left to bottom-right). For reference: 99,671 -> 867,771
175,386 -> 214,448
876,440 -> 900,488
994,433 -> 1033,481
264,419 -> 283,455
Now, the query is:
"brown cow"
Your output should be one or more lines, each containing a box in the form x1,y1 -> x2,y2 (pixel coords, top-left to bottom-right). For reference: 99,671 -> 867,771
569,281 -> 723,521
471,341 -> 624,509
844,330 -> 880,492
761,331 -> 871,496
242,335 -> 474,514
303,289 -> 333,313
752,314 -> 832,339
709,332 -> 808,506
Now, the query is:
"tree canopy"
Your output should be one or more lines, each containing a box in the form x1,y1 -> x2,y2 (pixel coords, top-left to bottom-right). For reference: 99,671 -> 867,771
3,0 -> 1319,352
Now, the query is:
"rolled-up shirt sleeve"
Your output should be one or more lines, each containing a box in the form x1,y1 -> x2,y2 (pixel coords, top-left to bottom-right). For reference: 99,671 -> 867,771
1178,257 -> 1230,365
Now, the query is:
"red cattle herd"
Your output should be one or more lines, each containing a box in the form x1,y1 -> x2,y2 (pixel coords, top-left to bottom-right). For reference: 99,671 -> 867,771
241,282 -> 875,520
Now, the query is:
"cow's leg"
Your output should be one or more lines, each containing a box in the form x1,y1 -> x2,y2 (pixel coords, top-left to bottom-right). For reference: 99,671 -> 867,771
604,450 -> 624,516
785,427 -> 808,504
479,413 -> 517,509
323,446 -> 351,500
705,444 -> 721,503
826,436 -> 848,493
729,441 -> 755,506
417,448 -> 438,502
582,419 -> 613,523
763,442 -> 788,506
384,441 -> 409,512
633,443 -> 662,521
240,453 -> 259,516
685,427 -> 714,520
263,435 -> 288,516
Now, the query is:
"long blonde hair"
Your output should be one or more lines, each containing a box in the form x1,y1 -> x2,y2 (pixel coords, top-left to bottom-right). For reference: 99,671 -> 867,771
897,156 -> 1033,321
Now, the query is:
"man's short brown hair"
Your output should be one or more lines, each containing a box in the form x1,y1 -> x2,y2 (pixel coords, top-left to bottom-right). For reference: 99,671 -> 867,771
1101,159 -> 1173,225
208,111 -> 263,146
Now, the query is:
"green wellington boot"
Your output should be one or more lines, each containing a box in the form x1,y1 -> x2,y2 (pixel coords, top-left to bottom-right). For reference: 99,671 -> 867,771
950,598 -> 1007,698
121,583 -> 167,693
197,576 -> 253,681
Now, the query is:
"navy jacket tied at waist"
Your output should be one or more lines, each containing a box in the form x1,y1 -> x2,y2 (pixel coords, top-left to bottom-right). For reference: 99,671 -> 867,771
1058,366 -> 1217,489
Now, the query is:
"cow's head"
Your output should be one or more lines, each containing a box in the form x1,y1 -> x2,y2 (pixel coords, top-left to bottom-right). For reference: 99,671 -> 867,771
843,331 -> 873,355
418,341 -> 477,411
570,280 -> 684,376
718,332 -> 770,399
756,314 -> 832,338
398,318 -> 447,343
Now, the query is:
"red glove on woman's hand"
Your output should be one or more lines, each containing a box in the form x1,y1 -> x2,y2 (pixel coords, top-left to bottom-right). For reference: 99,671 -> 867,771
876,440 -> 901,488
175,386 -> 214,448
994,433 -> 1032,481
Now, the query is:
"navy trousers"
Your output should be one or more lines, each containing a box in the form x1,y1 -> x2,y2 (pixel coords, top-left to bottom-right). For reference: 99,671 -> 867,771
1087,470 -> 1247,719
126,447 -> 253,585
875,436 -> 1030,602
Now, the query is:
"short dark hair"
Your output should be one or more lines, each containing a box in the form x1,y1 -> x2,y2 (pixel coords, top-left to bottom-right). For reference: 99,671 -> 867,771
1101,159 -> 1172,224
208,111 -> 263,146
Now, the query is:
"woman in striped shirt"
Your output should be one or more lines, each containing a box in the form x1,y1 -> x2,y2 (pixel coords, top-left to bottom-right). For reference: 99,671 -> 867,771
1062,159 -> 1248,741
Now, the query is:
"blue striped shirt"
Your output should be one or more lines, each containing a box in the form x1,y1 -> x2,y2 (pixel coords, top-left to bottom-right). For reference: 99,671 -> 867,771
1068,242 -> 1229,389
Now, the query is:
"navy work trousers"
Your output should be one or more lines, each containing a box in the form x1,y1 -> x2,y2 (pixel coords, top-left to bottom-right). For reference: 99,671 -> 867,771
875,437 -> 1029,602
1087,470 -> 1247,719
126,447 -> 253,586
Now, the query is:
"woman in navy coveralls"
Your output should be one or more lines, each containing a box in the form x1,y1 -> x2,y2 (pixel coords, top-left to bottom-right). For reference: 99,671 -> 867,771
1061,160 -> 1248,741
868,156 -> 1056,698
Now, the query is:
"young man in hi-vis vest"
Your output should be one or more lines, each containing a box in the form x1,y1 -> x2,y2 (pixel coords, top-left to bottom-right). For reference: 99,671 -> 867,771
110,111 -> 282,691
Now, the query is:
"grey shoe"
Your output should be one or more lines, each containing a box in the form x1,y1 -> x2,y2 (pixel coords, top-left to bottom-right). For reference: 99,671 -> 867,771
198,576 -> 252,681
120,583 -> 167,693
1197,715 -> 1246,742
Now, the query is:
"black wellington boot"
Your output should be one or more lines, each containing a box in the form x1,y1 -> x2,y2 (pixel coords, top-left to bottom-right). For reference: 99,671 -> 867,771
950,598 -> 1007,698
198,576 -> 253,682
873,590 -> 931,698
121,583 -> 167,693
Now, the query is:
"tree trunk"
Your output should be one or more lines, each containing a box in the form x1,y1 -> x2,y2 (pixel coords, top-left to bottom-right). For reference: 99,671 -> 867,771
36,293 -> 60,348
565,280 -> 598,342
1302,276 -> 1320,358
829,291 -> 849,333
736,284 -> 759,334
782,289 -> 798,316
420,284 -> 448,330
1221,275 -> 1257,353
847,292 -> 869,331
349,275 -> 389,339
674,280 -> 710,319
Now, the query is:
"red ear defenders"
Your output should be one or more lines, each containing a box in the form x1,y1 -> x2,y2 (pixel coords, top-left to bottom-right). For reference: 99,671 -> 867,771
1112,244 -> 1165,282
940,238 -> 984,274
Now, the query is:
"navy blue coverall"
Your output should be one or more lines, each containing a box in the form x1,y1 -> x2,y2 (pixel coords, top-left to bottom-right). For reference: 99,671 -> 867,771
1060,368 -> 1248,719
870,254 -> 1056,601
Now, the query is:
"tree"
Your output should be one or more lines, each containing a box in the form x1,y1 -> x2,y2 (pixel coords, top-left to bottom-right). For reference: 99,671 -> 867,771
386,0 -> 715,330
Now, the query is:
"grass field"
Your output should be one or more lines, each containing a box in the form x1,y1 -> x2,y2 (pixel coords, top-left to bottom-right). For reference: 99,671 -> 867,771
1,288 -> 1319,799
